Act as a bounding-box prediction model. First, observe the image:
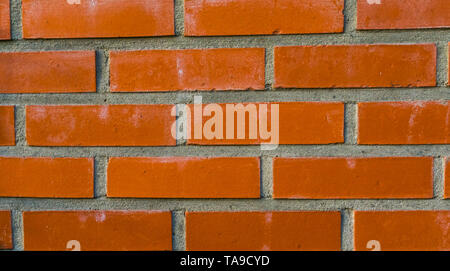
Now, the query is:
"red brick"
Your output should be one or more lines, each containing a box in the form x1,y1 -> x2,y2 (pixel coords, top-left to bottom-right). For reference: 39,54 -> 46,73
26,105 -> 176,146
0,211 -> 12,250
445,158 -> 450,199
0,106 -> 14,146
110,48 -> 265,92
0,51 -> 96,93
0,0 -> 10,40
186,211 -> 341,251
23,211 -> 172,251
0,157 -> 93,198
273,157 -> 433,199
187,102 -> 344,145
22,0 -> 174,39
107,157 -> 260,198
358,0 -> 450,30
185,0 -> 344,36
274,44 -> 436,88
358,101 -> 449,144
354,211 -> 450,251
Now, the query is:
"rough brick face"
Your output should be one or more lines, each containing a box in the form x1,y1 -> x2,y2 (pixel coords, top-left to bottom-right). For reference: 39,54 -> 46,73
0,0 -> 10,40
107,157 -> 260,198
0,106 -> 14,146
185,0 -> 344,36
186,212 -> 341,251
274,44 -> 436,88
0,0 -> 449,252
0,211 -> 12,249
358,0 -> 450,30
110,48 -> 265,92
23,211 -> 172,251
0,51 -> 96,93
358,101 -> 450,145
187,102 -> 344,145
26,105 -> 176,146
354,211 -> 450,251
0,157 -> 93,198
273,157 -> 433,199
22,0 -> 174,39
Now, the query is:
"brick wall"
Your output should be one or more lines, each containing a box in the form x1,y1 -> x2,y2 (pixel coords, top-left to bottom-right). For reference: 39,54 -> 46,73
0,0 -> 449,251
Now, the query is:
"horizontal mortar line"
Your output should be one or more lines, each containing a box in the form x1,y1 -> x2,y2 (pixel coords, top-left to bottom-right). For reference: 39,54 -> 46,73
0,89 -> 449,104
0,198 -> 448,211
0,35 -> 449,50
3,30 -> 450,42
0,145 -> 449,157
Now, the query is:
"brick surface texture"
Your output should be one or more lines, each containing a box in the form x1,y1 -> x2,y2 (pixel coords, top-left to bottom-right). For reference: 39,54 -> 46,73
0,0 -> 448,251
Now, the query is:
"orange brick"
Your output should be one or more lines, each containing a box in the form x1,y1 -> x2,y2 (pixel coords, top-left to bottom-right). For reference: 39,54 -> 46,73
26,105 -> 176,146
358,0 -> 450,30
0,211 -> 12,250
110,48 -> 265,92
107,157 -> 260,198
274,44 -> 436,88
22,0 -> 174,38
186,211 -> 341,251
0,51 -> 96,93
445,158 -> 450,199
0,157 -> 93,198
273,157 -> 433,199
187,102 -> 344,145
0,0 -> 10,40
23,211 -> 172,251
358,101 -> 449,144
0,106 -> 14,146
185,0 -> 344,36
354,211 -> 450,251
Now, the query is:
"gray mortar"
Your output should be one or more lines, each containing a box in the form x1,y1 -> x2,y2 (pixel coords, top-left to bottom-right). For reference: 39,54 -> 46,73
0,0 -> 449,251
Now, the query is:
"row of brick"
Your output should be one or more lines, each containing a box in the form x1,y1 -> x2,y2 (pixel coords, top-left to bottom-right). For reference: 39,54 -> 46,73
0,44 -> 446,93
0,210 -> 449,251
1,0 -> 450,39
1,101 -> 449,146
0,156 -> 448,199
